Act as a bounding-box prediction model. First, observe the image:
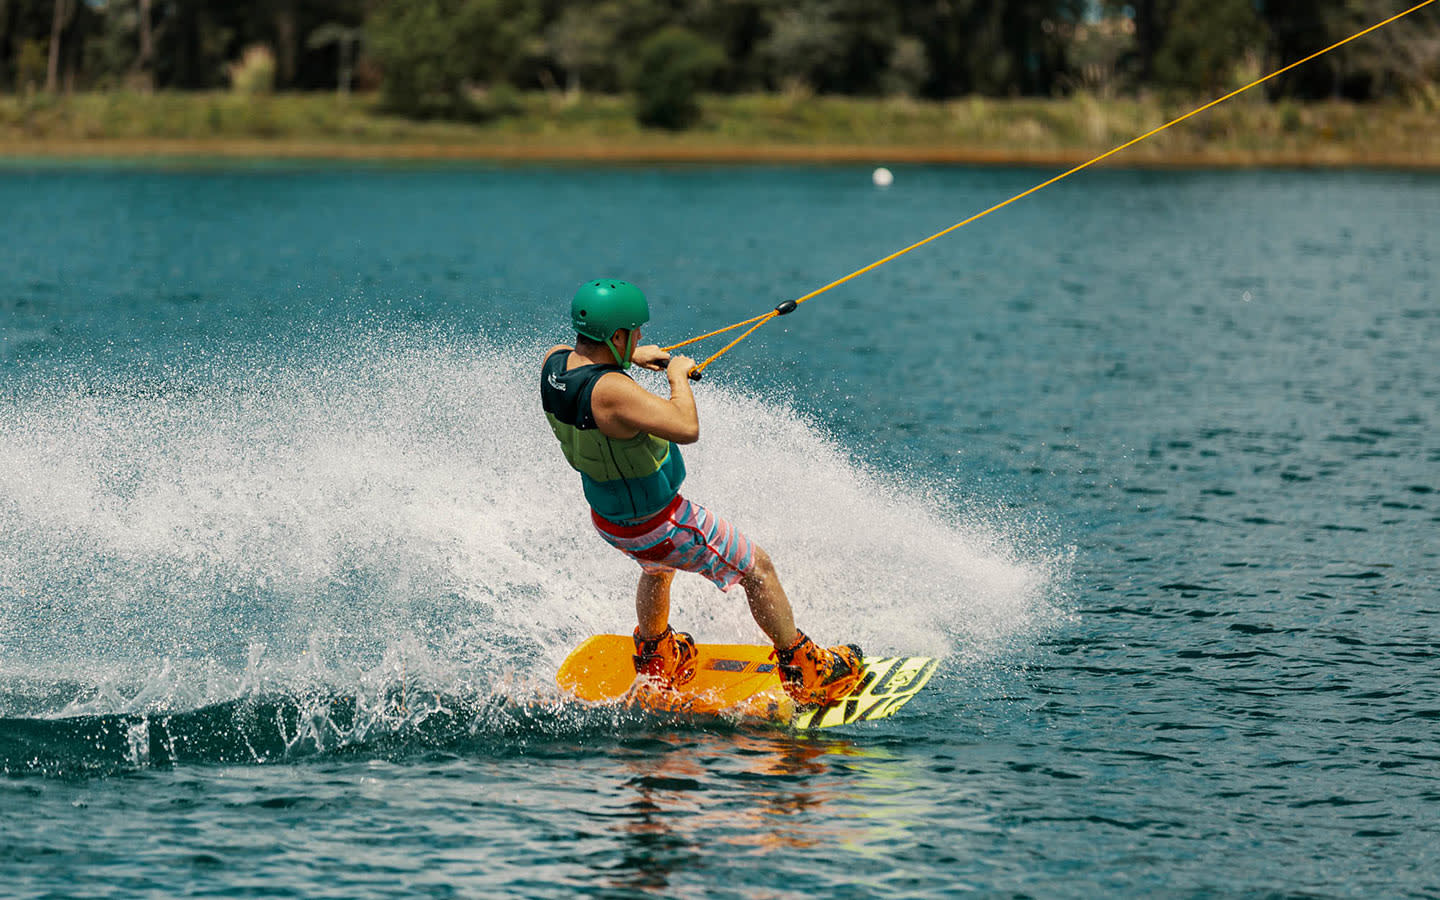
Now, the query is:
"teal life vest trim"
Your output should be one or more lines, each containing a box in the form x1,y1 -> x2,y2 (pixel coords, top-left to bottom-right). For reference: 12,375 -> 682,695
540,350 -> 686,523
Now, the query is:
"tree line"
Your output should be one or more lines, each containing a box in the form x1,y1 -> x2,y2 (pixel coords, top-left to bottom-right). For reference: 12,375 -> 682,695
2,0 -> 1436,116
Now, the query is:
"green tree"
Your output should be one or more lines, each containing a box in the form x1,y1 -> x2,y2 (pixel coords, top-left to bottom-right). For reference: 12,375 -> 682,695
1,0 -> 58,91
368,0 -> 537,117
367,0 -> 468,113
154,1 -> 239,89
901,0 -> 1081,97
757,0 -> 912,95
1312,0 -> 1440,102
545,2 -> 621,94
756,3 -> 847,91
684,0 -> 773,92
81,0 -> 137,89
882,35 -> 928,96
1151,0 -> 1262,95
15,38 -> 47,90
631,25 -> 724,129
1353,0 -> 1440,105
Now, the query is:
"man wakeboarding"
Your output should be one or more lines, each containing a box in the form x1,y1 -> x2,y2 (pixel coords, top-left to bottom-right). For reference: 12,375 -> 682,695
540,278 -> 864,707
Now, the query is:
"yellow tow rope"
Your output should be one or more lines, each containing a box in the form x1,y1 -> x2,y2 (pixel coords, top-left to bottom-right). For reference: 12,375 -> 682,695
664,0 -> 1438,379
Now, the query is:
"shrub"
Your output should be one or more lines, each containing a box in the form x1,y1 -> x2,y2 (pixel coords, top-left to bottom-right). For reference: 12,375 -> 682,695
630,27 -> 724,131
368,0 -> 538,119
15,40 -> 49,93
228,45 -> 276,95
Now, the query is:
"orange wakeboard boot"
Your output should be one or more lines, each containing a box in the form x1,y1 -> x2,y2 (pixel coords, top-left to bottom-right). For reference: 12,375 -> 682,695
631,625 -> 699,688
775,631 -> 865,707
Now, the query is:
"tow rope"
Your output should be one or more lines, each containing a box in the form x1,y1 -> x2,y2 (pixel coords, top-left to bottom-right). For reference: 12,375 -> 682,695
663,0 -> 1437,380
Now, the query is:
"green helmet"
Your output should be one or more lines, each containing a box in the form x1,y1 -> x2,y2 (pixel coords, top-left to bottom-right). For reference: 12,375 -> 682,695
571,278 -> 649,369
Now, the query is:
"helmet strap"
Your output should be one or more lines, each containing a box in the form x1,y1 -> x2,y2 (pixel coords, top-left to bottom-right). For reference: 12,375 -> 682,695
606,329 -> 636,369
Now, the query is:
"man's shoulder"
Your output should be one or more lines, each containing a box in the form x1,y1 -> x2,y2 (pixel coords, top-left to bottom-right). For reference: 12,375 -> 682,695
589,367 -> 644,405
544,344 -> 572,363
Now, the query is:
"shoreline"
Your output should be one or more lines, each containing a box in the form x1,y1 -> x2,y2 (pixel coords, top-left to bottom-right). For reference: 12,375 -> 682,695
5,138 -> 1439,169
4,92 -> 1439,170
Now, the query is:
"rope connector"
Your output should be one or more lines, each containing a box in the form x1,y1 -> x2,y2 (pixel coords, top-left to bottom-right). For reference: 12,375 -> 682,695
774,299 -> 798,316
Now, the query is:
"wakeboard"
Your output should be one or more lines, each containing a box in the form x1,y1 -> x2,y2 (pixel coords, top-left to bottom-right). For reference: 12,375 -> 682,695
556,634 -> 937,729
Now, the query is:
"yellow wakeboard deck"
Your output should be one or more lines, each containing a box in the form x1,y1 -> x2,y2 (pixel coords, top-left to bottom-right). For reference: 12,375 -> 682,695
556,634 -> 938,729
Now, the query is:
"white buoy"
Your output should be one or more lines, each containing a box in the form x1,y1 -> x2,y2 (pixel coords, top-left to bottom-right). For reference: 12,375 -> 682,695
872,166 -> 894,188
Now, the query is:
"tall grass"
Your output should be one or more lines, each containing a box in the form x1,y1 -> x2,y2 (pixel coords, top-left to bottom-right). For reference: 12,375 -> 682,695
0,90 -> 1436,165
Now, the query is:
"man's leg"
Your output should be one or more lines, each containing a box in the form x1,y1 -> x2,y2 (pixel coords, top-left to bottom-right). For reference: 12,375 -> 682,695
635,569 -> 675,639
632,569 -> 696,684
741,545 -> 863,706
739,547 -> 799,649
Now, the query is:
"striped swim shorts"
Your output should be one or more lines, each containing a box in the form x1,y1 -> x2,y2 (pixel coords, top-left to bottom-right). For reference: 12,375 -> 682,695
591,495 -> 756,591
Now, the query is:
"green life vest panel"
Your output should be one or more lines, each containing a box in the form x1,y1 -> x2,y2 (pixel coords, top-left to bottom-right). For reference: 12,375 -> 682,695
540,349 -> 686,523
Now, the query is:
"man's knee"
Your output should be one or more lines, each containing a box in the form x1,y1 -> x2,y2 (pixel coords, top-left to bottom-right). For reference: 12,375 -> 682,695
744,546 -> 774,584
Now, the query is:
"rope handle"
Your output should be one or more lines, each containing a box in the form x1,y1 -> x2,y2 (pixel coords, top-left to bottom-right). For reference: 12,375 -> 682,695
669,299 -> 800,379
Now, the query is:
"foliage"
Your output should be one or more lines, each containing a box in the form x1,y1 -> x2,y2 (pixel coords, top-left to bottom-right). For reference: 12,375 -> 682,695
756,4 -> 847,93
0,0 -> 1434,112
1113,0 -> 1438,100
631,26 -> 724,129
1063,15 -> 1137,97
1151,0 -> 1262,95
78,1 -> 140,90
367,0 -> 537,117
883,36 -> 930,97
14,38 -> 47,91
902,0 -> 1085,98
366,0 -> 467,115
544,3 -> 624,94
1317,0 -> 1440,104
228,44 -> 275,95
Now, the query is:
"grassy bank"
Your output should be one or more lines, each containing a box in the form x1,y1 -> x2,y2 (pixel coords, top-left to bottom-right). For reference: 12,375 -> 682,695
1,91 -> 1437,167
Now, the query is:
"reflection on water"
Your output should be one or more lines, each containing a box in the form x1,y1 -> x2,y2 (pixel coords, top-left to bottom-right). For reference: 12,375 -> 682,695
605,730 -> 847,893
595,727 -> 939,894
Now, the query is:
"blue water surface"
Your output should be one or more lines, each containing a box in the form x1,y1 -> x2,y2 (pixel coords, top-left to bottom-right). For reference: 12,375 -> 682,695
1,161 -> 1437,897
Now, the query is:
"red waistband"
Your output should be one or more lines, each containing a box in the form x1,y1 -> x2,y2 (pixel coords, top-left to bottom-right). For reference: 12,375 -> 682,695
592,494 -> 685,537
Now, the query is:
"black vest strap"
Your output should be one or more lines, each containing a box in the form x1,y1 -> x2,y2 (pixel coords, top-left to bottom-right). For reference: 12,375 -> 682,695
540,350 -> 623,430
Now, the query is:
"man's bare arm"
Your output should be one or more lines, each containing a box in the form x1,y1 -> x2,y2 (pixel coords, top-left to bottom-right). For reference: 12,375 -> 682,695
592,354 -> 699,444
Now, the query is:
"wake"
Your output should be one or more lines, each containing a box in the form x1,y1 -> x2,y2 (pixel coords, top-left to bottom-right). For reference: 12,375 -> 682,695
0,327 -> 1063,728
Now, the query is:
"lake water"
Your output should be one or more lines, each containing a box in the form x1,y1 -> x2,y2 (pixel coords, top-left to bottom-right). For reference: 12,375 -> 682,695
1,162 -> 1437,897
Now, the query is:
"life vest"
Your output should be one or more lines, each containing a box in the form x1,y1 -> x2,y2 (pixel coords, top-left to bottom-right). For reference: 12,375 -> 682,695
540,349 -> 686,523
